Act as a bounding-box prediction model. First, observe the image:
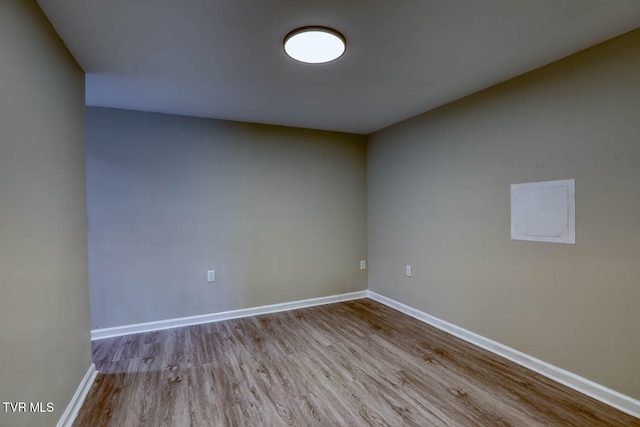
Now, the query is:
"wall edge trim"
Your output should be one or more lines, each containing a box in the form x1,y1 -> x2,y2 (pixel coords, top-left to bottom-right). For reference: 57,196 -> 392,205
91,290 -> 369,340
56,363 -> 97,427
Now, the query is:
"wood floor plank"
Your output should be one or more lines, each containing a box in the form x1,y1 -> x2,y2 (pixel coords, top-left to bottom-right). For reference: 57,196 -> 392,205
75,299 -> 640,426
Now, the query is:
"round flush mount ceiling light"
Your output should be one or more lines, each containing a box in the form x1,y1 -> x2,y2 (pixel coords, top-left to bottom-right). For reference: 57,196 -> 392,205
283,26 -> 346,64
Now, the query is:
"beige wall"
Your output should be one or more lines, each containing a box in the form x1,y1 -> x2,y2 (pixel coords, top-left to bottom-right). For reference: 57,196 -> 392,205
367,29 -> 640,399
86,107 -> 367,329
0,2 -> 91,426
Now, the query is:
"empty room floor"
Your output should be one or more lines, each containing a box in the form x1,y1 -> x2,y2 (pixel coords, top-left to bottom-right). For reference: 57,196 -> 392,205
75,299 -> 639,426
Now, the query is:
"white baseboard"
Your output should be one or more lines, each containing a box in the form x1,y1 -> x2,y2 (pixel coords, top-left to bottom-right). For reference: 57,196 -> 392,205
91,290 -> 368,341
56,363 -> 97,427
367,291 -> 640,419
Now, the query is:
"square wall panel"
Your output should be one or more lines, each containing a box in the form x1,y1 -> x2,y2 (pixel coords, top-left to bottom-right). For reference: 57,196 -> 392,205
511,179 -> 575,244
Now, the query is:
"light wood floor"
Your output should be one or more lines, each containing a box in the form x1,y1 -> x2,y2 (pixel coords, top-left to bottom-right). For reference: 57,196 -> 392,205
75,299 -> 639,426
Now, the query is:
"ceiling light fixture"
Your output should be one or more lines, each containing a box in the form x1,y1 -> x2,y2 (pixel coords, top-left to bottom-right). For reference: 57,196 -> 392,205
283,26 -> 346,64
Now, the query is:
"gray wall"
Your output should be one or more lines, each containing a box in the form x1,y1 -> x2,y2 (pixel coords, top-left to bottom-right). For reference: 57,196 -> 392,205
368,29 -> 640,400
86,107 -> 367,329
0,2 -> 91,426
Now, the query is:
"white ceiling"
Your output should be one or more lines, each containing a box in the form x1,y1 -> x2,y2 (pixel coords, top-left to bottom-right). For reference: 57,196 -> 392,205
37,1 -> 640,134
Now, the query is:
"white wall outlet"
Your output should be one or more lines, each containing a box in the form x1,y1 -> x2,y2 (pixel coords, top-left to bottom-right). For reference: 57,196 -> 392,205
406,265 -> 412,277
360,260 -> 366,270
207,270 -> 215,282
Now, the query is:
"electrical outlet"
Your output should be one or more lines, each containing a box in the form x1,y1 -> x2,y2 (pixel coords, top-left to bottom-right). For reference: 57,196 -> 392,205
406,265 -> 412,277
360,260 -> 366,270
207,270 -> 215,282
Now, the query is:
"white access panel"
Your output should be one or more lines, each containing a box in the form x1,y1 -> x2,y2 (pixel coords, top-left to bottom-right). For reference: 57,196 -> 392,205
511,179 -> 575,244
